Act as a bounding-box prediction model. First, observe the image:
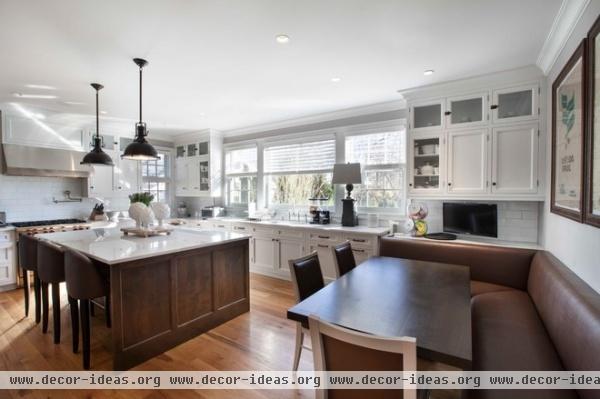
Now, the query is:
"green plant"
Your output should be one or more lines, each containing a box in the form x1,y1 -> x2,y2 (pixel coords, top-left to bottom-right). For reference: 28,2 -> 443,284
129,192 -> 154,206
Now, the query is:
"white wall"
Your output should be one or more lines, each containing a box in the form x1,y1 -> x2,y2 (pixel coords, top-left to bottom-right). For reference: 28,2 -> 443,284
541,0 -> 600,293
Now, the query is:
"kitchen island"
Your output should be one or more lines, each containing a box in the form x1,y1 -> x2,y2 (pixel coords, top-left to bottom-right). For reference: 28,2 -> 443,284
39,228 -> 250,370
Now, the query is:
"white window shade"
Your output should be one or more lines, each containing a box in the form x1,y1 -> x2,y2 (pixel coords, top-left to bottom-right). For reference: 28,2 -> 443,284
225,147 -> 257,175
264,139 -> 336,174
346,131 -> 405,165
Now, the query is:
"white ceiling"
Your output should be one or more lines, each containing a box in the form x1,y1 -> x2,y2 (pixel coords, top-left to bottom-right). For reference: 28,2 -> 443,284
0,0 -> 562,136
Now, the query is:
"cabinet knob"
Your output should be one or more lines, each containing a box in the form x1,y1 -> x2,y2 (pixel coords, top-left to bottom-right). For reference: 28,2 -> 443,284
492,182 -> 497,186
490,104 -> 498,110
448,182 -> 452,186
409,183 -> 413,187
444,111 -> 451,116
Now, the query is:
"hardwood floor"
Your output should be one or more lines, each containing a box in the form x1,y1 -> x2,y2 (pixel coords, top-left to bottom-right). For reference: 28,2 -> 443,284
0,273 -> 459,399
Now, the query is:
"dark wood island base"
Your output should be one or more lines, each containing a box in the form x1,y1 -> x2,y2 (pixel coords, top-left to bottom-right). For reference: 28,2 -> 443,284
108,239 -> 249,370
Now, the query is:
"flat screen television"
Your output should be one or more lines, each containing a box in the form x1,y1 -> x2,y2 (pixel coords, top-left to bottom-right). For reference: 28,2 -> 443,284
443,203 -> 497,238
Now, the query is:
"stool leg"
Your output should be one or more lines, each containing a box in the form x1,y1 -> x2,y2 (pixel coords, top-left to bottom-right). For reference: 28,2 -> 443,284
33,272 -> 41,324
105,296 -> 111,328
51,283 -> 61,344
90,302 -> 95,317
23,269 -> 30,317
41,282 -> 49,333
80,299 -> 91,370
68,296 -> 79,353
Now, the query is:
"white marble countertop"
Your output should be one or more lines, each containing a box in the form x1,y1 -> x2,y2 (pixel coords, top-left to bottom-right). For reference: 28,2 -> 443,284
37,227 -> 250,265
176,217 -> 390,236
0,225 -> 15,232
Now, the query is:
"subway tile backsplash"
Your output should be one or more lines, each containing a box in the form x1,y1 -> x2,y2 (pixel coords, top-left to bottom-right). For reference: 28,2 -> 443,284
0,175 -> 127,223
419,200 -> 540,244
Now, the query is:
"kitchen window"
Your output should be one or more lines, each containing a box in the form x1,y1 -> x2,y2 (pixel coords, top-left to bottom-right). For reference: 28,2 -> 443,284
141,151 -> 170,204
345,129 -> 406,211
264,139 -> 336,206
225,147 -> 258,207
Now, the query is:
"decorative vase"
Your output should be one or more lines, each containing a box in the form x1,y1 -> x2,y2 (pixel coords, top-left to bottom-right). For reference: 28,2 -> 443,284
151,202 -> 170,227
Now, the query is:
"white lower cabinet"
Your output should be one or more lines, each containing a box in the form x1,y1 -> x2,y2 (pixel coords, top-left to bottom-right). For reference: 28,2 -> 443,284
0,231 -> 17,289
251,236 -> 278,271
206,221 -> 383,282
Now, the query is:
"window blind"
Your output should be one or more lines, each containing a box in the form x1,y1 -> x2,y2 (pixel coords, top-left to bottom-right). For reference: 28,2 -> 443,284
345,131 -> 405,165
225,147 -> 257,175
264,139 -> 336,174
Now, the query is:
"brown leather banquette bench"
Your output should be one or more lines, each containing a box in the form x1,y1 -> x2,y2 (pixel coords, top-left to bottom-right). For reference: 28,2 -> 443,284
379,237 -> 600,399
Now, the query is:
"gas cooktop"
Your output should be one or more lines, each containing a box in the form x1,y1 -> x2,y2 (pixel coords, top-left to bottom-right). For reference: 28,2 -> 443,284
11,219 -> 87,228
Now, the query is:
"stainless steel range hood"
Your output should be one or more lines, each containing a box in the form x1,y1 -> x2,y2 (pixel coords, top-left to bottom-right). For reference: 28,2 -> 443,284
1,143 -> 90,178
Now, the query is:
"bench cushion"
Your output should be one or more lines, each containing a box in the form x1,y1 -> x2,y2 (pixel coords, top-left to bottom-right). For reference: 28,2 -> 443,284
470,280 -> 515,297
471,290 -> 576,399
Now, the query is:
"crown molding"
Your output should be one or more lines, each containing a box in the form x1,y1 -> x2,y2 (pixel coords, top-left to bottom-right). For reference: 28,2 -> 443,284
222,99 -> 406,138
536,0 -> 590,75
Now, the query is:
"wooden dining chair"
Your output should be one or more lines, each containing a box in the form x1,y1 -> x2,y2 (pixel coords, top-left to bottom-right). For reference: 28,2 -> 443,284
64,249 -> 110,370
308,315 -> 417,399
331,240 -> 356,278
288,252 -> 325,371
37,240 -> 66,344
18,234 -> 41,323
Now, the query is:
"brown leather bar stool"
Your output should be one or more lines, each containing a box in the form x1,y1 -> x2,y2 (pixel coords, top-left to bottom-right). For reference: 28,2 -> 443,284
331,240 -> 357,278
37,240 -> 66,344
18,234 -> 41,323
64,249 -> 110,370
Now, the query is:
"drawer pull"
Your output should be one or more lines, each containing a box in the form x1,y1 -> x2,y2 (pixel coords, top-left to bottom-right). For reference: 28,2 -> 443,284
317,235 -> 330,239
351,238 -> 366,243
234,226 -> 246,230
352,249 -> 366,253
217,225 -> 225,228
317,244 -> 328,248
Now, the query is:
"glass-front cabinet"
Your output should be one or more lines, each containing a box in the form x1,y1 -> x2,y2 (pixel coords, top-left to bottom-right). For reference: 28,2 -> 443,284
410,100 -> 444,131
408,131 -> 445,194
491,84 -> 539,123
445,92 -> 488,128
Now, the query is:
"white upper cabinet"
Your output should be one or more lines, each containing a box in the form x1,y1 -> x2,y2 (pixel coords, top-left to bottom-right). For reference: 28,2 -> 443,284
445,92 -> 488,128
408,131 -> 446,195
114,156 -> 140,195
491,123 -> 538,194
410,100 -> 445,131
447,129 -> 490,194
491,84 -> 539,124
2,113 -> 87,151
174,130 -> 222,198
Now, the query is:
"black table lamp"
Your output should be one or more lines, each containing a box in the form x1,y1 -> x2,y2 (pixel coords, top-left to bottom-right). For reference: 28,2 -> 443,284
332,163 -> 362,226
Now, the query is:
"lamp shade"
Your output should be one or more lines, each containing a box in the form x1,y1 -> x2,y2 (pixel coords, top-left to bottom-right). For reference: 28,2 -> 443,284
332,163 -> 362,184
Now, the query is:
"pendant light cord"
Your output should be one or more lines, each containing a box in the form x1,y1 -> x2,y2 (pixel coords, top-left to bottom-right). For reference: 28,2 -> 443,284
95,88 -> 100,139
139,65 -> 143,123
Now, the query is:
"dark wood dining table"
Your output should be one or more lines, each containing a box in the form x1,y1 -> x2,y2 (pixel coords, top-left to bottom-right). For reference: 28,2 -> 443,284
287,256 -> 472,369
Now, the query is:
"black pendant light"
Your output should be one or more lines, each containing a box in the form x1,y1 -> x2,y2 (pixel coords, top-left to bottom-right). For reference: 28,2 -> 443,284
81,83 -> 114,166
121,58 -> 159,160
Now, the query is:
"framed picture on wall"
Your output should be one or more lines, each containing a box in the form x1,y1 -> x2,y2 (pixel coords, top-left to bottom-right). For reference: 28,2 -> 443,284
585,15 -> 600,227
551,39 -> 586,222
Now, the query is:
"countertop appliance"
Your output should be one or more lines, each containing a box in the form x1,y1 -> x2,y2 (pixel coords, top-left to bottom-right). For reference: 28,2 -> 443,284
201,206 -> 224,219
12,218 -> 91,237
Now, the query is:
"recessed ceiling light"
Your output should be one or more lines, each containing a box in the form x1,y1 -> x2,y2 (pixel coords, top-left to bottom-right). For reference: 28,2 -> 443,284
276,34 -> 290,44
424,69 -> 434,76
12,92 -> 57,99
25,84 -> 56,90
331,77 -> 341,83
